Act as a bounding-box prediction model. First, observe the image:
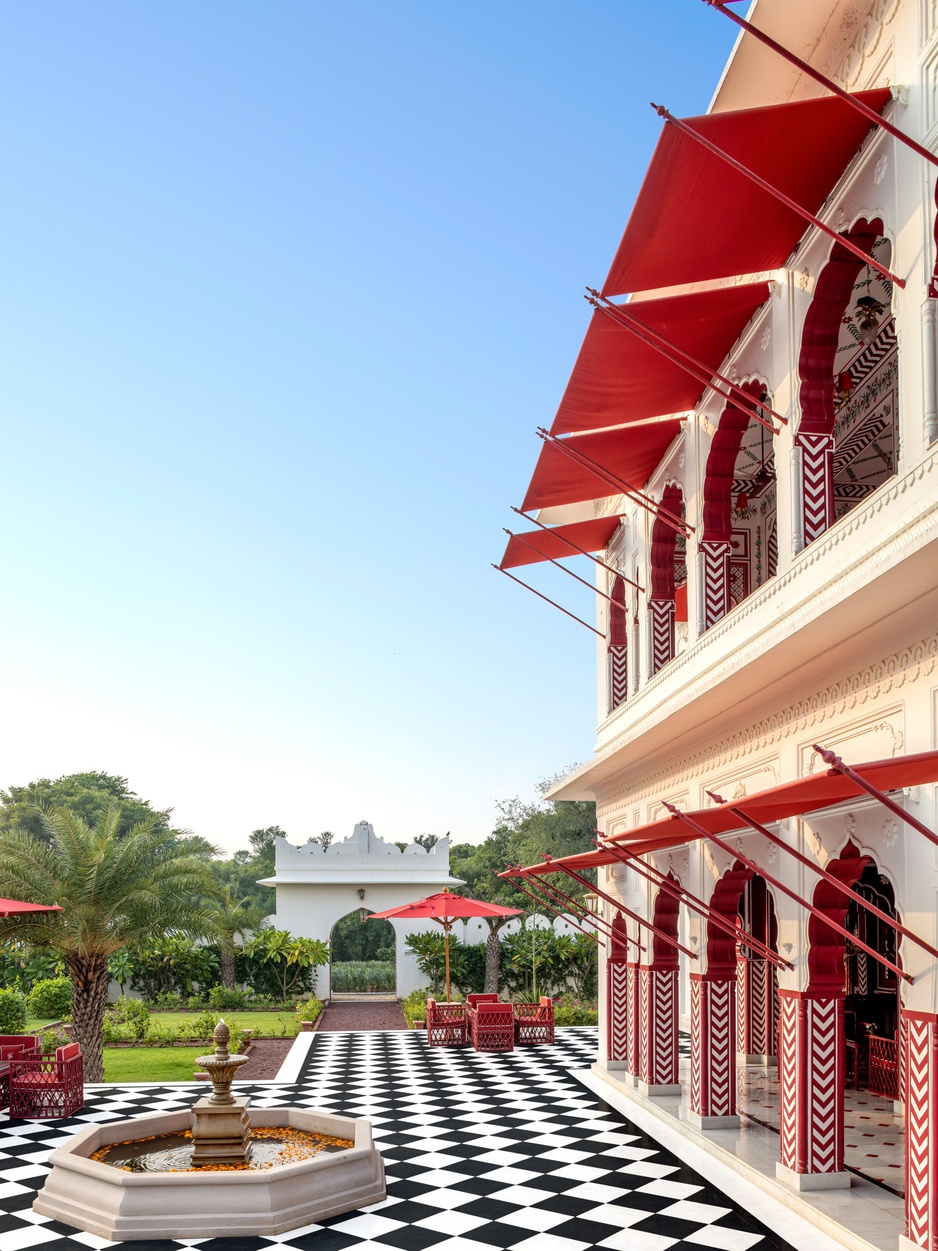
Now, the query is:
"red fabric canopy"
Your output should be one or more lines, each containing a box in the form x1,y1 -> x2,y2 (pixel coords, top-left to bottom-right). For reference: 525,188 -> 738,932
602,90 -> 892,297
550,283 -> 771,436
0,898 -> 62,916
369,892 -> 521,922
510,750 -> 938,877
521,423 -> 681,513
500,516 -> 623,571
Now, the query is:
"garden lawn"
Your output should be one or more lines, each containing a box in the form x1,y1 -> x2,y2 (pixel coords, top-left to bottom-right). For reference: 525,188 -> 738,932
149,1011 -> 301,1037
103,1047 -> 205,1083
24,1019 -> 56,1033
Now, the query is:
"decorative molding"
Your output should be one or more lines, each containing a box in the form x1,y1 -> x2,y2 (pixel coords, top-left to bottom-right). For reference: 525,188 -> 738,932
598,634 -> 936,815
836,0 -> 899,88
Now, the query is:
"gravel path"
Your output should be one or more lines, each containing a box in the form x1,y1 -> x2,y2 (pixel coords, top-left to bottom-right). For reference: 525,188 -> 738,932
317,1000 -> 407,1031
233,1037 -> 294,1079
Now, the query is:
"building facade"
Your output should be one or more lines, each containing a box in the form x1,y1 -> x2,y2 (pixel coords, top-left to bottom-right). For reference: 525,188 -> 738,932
504,3 -> 938,1249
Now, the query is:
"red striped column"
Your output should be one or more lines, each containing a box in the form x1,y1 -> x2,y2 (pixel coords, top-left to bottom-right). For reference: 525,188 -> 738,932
902,1011 -> 938,1251
648,600 -> 675,674
699,540 -> 731,629
606,957 -> 629,1069
797,432 -> 834,545
736,954 -> 751,1057
775,991 -> 849,1190
626,961 -> 640,1083
690,974 -> 738,1128
638,966 -> 681,1095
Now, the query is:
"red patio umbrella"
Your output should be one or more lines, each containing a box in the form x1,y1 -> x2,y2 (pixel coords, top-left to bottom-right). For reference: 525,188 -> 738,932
369,891 -> 521,1002
0,898 -> 62,916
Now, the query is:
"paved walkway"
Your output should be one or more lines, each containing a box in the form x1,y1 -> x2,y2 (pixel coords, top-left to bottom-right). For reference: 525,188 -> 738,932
317,998 -> 407,1031
0,1028 -> 836,1251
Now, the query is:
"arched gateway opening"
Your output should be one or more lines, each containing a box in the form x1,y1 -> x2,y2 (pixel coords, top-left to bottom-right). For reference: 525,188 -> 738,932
329,910 -> 397,996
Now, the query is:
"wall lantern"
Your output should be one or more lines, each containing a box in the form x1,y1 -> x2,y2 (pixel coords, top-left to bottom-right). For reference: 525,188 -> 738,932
854,293 -> 885,345
357,887 -> 367,923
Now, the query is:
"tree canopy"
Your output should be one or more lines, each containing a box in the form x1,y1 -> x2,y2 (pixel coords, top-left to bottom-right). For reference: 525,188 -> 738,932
0,772 -> 175,843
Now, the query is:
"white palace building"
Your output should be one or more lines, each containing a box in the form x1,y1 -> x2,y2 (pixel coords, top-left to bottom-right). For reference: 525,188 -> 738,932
501,3 -> 938,1250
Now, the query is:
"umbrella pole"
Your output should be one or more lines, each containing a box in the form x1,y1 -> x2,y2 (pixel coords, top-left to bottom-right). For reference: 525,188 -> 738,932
444,922 -> 451,1003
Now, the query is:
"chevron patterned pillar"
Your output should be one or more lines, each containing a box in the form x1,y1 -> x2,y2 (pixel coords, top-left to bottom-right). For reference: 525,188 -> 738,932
606,958 -> 629,1069
736,954 -> 751,1057
775,991 -> 849,1190
648,600 -> 675,674
638,966 -> 681,1095
699,540 -> 731,630
626,962 -> 640,1083
607,645 -> 628,712
796,432 -> 834,545
901,1011 -> 938,1251
690,974 -> 739,1128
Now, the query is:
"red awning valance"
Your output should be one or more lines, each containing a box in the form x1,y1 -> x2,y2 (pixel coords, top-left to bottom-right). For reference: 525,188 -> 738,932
511,750 -> 938,877
499,516 -> 623,571
550,283 -> 771,436
602,90 -> 892,297
521,423 -> 682,513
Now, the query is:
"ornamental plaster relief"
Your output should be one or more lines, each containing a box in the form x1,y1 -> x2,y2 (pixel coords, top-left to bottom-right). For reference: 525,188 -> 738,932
836,0 -> 898,86
596,634 -> 937,822
799,707 -> 904,774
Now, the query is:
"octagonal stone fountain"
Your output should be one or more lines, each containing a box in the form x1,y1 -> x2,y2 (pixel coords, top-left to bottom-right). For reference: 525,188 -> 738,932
33,1020 -> 386,1241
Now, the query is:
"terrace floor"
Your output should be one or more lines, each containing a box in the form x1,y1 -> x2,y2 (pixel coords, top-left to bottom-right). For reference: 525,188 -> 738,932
0,1028 -> 846,1251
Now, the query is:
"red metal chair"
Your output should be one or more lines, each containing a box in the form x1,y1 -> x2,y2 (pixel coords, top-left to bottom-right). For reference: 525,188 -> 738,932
0,1036 -> 40,1112
868,1032 -> 899,1099
466,994 -> 499,1009
513,997 -> 554,1045
10,1043 -> 84,1119
426,998 -> 467,1047
467,1000 -> 514,1052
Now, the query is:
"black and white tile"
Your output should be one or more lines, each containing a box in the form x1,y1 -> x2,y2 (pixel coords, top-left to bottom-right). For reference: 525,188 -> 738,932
0,1029 -> 795,1251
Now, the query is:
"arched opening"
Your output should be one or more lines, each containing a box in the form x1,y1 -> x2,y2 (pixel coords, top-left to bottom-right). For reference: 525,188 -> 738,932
607,575 -> 628,712
651,873 -> 681,969
797,219 -> 897,544
701,381 -> 778,628
807,840 -> 903,1193
330,909 -> 397,996
648,485 -> 685,673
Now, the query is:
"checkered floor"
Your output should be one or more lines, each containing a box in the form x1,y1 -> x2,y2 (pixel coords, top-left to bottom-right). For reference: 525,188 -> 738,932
0,1028 -> 797,1251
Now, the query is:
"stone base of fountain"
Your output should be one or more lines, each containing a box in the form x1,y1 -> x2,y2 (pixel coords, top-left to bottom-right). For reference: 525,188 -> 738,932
190,1094 -> 253,1166
34,1107 -> 386,1240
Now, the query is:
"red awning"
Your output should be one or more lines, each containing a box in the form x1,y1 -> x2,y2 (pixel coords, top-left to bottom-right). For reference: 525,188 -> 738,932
521,423 -> 682,513
602,90 -> 892,297
500,516 -> 623,570
551,283 -> 771,436
511,750 -> 938,877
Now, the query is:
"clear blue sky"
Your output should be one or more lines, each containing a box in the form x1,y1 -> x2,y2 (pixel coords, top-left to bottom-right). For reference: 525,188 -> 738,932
0,2 -> 737,852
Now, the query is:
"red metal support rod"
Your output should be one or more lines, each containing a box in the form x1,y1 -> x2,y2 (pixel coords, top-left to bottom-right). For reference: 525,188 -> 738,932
813,745 -> 938,851
504,873 -> 602,946
518,865 -> 644,951
503,531 -> 626,608
543,854 -> 699,959
595,836 -> 792,970
651,103 -> 906,289
707,790 -> 938,964
662,802 -> 913,983
511,508 -> 644,594
536,429 -> 692,538
492,565 -> 604,637
501,867 -> 626,946
588,293 -> 784,432
703,1 -> 938,172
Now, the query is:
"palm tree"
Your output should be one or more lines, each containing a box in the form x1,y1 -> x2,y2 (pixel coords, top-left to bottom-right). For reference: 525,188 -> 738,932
206,887 -> 267,990
0,801 -> 217,1081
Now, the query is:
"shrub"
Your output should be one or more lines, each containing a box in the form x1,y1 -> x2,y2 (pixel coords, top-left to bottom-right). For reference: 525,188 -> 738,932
296,996 -> 324,1027
400,989 -> 429,1028
27,977 -> 72,1020
208,986 -> 249,1010
106,997 -> 150,1040
0,988 -> 27,1033
39,1027 -> 72,1053
145,1019 -> 183,1047
153,991 -> 184,1010
553,1000 -> 598,1027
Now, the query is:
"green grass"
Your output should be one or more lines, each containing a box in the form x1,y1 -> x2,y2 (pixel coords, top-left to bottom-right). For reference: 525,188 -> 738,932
149,1011 -> 300,1037
103,1046 -> 207,1083
24,1018 -> 56,1032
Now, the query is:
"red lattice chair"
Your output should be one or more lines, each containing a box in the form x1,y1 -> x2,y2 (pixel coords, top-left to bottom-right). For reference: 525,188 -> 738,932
426,998 -> 467,1047
513,997 -> 554,1045
0,1036 -> 40,1112
10,1042 -> 84,1119
467,1000 -> 514,1052
466,994 -> 499,1009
